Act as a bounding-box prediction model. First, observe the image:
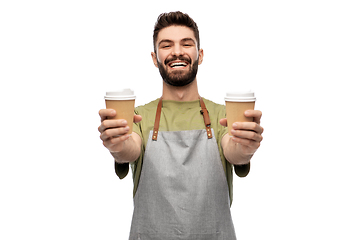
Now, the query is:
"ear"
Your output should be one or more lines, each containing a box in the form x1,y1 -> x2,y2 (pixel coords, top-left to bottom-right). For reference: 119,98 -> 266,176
198,49 -> 204,65
151,52 -> 159,68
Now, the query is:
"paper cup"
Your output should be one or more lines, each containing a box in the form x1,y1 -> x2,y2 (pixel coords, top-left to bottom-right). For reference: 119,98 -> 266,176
225,90 -> 256,136
104,89 -> 136,134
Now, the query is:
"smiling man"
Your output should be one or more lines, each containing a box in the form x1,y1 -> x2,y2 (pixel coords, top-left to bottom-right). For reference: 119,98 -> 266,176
98,11 -> 264,239
154,27 -> 201,87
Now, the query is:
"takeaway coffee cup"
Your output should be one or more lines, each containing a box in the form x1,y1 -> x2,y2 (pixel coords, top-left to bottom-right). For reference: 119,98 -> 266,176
225,90 -> 256,136
104,89 -> 136,134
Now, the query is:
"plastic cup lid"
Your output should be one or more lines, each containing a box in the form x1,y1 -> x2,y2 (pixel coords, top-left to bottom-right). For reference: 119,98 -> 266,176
104,89 -> 136,100
224,90 -> 256,102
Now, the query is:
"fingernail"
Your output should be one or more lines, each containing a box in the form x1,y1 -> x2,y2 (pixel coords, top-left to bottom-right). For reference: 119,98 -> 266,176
232,123 -> 237,128
122,120 -> 127,125
111,110 -> 116,115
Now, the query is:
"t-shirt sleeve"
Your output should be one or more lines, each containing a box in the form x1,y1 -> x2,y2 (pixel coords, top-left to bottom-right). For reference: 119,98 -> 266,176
234,162 -> 250,177
114,162 -> 129,179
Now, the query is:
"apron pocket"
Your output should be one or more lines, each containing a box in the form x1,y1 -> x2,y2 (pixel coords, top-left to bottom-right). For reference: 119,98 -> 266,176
133,232 -> 224,240
188,232 -> 223,240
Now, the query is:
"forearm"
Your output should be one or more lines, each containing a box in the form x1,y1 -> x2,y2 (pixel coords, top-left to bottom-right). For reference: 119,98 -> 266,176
111,133 -> 142,164
222,134 -> 253,166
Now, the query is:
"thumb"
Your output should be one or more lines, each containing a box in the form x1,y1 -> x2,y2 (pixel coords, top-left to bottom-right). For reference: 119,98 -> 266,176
134,114 -> 142,123
219,118 -> 228,127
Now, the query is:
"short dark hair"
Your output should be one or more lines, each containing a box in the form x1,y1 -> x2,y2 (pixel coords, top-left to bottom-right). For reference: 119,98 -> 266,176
153,11 -> 200,52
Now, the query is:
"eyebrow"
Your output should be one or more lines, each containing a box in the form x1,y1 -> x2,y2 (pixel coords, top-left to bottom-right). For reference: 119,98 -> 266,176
158,38 -> 196,46
158,39 -> 173,46
181,38 -> 196,44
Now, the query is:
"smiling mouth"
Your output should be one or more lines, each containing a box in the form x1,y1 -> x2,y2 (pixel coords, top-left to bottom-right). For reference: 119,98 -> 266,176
167,60 -> 189,69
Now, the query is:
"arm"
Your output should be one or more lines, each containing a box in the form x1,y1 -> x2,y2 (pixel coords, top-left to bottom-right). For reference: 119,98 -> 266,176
98,109 -> 142,164
110,133 -> 142,163
220,110 -> 264,165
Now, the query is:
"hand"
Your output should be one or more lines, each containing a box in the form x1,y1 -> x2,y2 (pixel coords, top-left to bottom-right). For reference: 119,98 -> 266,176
98,109 -> 142,153
220,110 -> 264,156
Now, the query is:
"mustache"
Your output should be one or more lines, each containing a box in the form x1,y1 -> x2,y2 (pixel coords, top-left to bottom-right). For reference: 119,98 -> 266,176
164,56 -> 192,65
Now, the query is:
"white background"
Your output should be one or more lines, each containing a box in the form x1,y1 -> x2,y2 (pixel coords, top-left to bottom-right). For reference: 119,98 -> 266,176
1,0 -> 359,239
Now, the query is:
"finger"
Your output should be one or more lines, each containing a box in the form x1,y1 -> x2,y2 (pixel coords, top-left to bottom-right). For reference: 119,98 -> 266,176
103,134 -> 130,150
98,119 -> 128,133
230,134 -> 261,148
234,137 -> 261,149
219,118 -> 228,127
244,110 -> 262,124
134,115 -> 142,123
100,126 -> 130,141
232,122 -> 264,134
231,129 -> 263,142
99,109 -> 116,122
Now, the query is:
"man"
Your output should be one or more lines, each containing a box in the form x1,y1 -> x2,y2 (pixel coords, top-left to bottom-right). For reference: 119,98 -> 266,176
98,11 -> 263,239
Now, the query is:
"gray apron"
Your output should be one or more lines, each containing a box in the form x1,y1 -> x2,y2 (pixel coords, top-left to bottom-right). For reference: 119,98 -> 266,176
129,98 -> 236,240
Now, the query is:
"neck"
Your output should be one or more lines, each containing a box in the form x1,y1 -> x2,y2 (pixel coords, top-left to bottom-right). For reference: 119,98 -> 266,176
162,78 -> 200,101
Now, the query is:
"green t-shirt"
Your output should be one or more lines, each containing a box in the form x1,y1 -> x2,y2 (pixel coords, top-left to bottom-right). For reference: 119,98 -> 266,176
115,98 -> 250,205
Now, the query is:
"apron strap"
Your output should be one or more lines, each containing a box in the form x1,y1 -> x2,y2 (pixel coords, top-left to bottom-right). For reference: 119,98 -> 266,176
152,97 -> 163,141
200,97 -> 213,139
152,97 -> 213,141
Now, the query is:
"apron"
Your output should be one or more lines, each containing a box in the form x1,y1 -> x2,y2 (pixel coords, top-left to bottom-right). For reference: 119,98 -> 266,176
129,97 -> 236,240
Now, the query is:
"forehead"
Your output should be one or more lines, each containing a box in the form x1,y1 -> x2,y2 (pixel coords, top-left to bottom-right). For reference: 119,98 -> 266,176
156,25 -> 196,44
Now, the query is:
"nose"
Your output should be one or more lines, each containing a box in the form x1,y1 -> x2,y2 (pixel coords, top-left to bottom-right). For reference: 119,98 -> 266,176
172,43 -> 184,56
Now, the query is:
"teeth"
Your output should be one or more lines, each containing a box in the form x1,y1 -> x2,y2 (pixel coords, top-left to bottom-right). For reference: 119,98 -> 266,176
170,62 -> 187,68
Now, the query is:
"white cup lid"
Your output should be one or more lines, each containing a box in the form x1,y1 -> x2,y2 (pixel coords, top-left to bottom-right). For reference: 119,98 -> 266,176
225,90 -> 256,102
104,89 -> 136,100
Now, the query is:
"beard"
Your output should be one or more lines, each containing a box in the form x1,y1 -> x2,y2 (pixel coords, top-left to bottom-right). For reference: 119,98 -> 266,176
157,56 -> 199,87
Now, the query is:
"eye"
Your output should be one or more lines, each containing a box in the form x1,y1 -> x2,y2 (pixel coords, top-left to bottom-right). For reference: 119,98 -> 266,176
183,42 -> 194,47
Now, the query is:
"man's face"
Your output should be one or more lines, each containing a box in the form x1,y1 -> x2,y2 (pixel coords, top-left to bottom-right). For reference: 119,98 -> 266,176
152,26 -> 203,87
